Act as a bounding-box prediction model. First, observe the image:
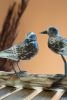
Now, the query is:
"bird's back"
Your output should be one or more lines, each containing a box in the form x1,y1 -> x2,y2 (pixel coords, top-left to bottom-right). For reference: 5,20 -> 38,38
48,36 -> 67,54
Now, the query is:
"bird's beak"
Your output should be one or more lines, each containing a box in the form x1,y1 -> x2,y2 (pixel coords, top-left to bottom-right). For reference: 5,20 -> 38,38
40,30 -> 47,34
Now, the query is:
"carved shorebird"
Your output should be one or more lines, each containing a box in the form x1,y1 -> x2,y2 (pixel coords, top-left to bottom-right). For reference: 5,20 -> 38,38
0,32 -> 38,75
41,27 -> 67,76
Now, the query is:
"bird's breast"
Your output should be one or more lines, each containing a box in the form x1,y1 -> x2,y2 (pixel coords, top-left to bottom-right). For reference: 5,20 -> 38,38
26,41 -> 38,54
48,37 -> 63,53
20,41 -> 38,60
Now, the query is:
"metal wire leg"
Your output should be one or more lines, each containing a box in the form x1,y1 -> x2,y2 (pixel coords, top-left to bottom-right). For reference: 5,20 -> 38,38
17,62 -> 21,72
61,54 -> 67,76
11,63 -> 18,76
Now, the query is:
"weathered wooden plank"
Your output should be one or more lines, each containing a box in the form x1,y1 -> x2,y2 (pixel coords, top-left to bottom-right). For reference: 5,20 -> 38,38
0,86 -> 15,98
32,90 -> 56,100
0,86 -> 66,100
0,88 -> 22,100
2,88 -> 34,100
51,89 -> 65,100
23,87 -> 43,100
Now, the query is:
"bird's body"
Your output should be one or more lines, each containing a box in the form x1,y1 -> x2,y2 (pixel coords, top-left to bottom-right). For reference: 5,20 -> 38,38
0,32 -> 38,61
0,40 -> 38,61
40,27 -> 67,76
48,36 -> 67,56
0,32 -> 38,75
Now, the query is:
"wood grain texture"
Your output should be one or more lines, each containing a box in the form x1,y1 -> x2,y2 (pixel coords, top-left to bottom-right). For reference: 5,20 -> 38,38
0,71 -> 66,90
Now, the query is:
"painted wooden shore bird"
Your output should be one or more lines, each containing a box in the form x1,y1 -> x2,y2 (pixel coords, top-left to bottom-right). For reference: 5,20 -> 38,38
0,32 -> 38,75
40,27 -> 67,76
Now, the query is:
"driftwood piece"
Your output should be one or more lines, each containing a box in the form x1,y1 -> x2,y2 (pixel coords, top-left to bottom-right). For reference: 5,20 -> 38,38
0,71 -> 67,90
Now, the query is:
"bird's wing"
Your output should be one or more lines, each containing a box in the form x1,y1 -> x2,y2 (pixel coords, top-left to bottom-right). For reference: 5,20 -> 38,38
19,41 -> 38,60
59,38 -> 67,56
0,42 -> 28,61
0,45 -> 19,61
48,36 -> 65,53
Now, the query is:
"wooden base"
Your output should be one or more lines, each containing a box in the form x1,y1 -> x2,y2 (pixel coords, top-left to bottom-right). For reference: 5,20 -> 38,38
0,71 -> 66,90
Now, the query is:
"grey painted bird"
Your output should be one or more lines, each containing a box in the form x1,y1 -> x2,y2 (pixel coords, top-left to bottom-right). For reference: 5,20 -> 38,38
0,32 -> 38,75
40,27 -> 67,76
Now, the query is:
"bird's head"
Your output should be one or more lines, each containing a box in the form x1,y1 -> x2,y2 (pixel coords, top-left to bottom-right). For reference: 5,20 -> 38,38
26,32 -> 37,42
24,32 -> 38,54
24,32 -> 38,49
40,27 -> 59,37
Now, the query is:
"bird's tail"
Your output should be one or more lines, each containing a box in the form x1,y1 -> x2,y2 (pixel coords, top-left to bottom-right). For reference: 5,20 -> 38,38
0,48 -> 19,61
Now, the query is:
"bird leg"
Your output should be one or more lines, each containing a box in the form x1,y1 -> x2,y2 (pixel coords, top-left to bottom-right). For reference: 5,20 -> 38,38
11,63 -> 18,76
16,62 -> 21,72
61,54 -> 67,76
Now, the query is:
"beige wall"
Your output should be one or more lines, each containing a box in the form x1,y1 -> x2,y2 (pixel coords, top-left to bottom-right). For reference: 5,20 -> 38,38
0,0 -> 67,74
